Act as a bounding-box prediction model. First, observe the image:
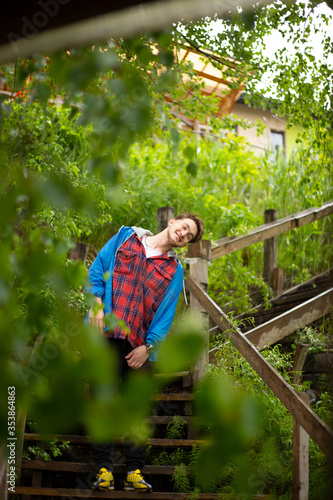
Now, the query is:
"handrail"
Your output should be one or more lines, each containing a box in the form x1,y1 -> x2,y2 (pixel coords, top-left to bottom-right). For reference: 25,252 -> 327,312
186,276 -> 333,461
211,201 -> 333,260
244,288 -> 333,350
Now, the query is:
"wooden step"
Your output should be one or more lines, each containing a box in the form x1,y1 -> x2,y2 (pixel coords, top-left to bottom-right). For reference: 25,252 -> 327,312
11,486 -> 273,499
149,416 -> 195,425
152,393 -> 194,401
24,434 -> 203,447
21,460 -> 178,474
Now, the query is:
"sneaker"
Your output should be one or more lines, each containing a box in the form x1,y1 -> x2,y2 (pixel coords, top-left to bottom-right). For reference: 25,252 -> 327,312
123,469 -> 152,492
91,467 -> 114,490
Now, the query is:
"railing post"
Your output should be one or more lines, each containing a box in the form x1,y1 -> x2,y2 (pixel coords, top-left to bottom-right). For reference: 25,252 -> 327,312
187,240 -> 211,384
157,206 -> 175,233
263,209 -> 278,288
263,208 -> 284,295
70,242 -> 89,263
292,393 -> 310,500
292,343 -> 310,385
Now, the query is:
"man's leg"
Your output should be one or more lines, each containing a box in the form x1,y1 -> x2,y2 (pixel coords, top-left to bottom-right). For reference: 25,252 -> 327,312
122,341 -> 153,492
91,338 -> 127,490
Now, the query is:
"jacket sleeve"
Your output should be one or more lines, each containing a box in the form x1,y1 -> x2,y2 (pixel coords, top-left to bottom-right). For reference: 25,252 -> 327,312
87,233 -> 119,299
145,262 -> 184,361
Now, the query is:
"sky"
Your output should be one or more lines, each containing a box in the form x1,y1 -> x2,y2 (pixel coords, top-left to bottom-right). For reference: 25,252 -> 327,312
261,1 -> 333,65
259,1 -> 333,97
210,1 -> 333,98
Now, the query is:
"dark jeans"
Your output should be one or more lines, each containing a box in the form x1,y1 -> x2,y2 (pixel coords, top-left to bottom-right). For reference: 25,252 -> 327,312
92,337 -> 152,473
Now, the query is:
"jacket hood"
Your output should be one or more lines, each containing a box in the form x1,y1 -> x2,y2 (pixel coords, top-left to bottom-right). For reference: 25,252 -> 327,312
131,226 -> 177,258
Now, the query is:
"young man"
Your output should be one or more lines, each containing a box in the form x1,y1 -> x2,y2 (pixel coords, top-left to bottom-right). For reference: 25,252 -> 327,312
87,212 -> 204,492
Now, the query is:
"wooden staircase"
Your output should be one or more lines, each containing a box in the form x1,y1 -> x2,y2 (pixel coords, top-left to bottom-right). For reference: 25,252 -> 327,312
10,372 -> 273,499
236,268 -> 333,332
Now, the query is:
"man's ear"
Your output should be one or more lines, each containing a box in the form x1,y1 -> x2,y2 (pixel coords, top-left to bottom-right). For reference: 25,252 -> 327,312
168,218 -> 176,227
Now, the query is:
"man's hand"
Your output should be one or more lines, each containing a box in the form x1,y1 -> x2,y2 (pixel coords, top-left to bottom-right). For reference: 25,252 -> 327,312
125,345 -> 149,369
88,307 -> 105,334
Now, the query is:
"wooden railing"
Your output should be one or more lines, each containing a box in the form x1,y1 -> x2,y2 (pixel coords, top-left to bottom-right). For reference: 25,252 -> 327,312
186,201 -> 333,499
211,200 -> 333,259
187,276 -> 333,460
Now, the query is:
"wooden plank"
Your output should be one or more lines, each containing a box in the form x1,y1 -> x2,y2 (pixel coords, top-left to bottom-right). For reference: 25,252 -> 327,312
292,344 -> 310,385
0,0 -> 277,63
21,461 -> 177,475
10,486 -> 273,499
186,276 -> 333,461
263,209 -> 278,288
211,201 -> 333,259
235,267 -> 333,323
148,438 -> 203,447
149,416 -> 195,425
292,395 -> 310,500
304,352 -> 333,373
244,288 -> 333,350
152,393 -> 194,401
157,206 -> 175,233
23,434 -> 202,447
188,240 -> 211,384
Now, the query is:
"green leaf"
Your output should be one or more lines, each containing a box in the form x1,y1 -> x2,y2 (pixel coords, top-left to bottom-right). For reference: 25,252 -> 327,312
183,145 -> 195,160
156,314 -> 205,374
186,161 -> 199,176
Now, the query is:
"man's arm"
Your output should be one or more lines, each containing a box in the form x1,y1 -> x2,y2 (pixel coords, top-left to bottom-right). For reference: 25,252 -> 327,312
125,345 -> 149,369
88,296 -> 105,334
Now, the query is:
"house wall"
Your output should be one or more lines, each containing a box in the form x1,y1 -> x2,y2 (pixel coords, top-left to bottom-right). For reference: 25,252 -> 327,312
231,102 -> 291,155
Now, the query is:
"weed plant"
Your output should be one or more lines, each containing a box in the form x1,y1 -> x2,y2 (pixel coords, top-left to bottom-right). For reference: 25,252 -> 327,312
23,439 -> 70,462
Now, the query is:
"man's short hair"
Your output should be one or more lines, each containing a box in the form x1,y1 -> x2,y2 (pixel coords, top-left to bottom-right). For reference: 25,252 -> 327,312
175,212 -> 204,244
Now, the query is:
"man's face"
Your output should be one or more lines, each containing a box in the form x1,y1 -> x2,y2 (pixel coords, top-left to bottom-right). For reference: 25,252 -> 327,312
167,218 -> 198,248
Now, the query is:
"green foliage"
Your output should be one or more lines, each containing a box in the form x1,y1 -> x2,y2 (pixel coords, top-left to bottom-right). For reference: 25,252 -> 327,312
23,439 -> 69,461
290,322 -> 333,354
151,448 -> 188,467
209,338 -> 332,498
172,463 -> 191,493
193,373 -> 259,493
166,415 -> 187,440
157,313 -> 206,375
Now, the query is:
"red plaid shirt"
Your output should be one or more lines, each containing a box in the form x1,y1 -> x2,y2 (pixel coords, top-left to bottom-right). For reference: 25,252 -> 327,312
108,233 -> 178,347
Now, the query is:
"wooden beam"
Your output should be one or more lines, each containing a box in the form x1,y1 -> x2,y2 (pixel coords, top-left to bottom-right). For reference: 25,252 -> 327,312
186,276 -> 333,461
195,70 -> 231,87
157,206 -> 174,233
263,209 -> 278,288
23,433 -> 203,447
292,394 -> 310,500
212,201 -> 333,260
22,460 -> 180,474
188,240 -> 211,384
244,288 -> 333,350
292,344 -> 310,386
12,486 -> 273,499
0,0 -> 275,63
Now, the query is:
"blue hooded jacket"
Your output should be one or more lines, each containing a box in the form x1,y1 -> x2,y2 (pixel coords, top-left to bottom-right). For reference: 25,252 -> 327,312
87,226 -> 184,361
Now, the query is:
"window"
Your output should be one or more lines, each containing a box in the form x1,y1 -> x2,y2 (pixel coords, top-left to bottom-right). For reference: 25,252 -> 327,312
270,130 -> 285,152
